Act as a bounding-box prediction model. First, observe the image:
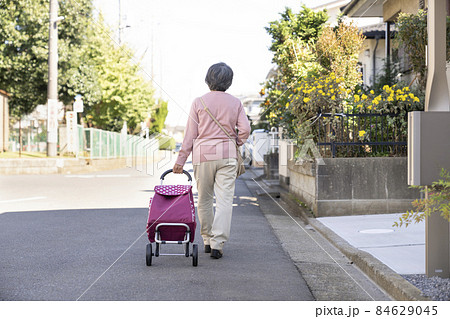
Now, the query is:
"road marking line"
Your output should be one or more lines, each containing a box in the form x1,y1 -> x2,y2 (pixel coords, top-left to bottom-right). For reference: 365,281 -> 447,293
64,175 -> 130,178
64,175 -> 95,178
0,196 -> 46,204
95,174 -> 130,178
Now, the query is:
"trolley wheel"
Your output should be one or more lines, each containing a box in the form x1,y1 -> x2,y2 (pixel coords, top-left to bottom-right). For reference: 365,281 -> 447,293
185,242 -> 190,257
155,243 -> 160,257
146,243 -> 152,266
192,244 -> 198,267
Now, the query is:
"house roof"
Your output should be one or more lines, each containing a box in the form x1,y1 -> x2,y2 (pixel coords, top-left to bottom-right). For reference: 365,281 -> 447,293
312,0 -> 350,11
342,0 -> 384,17
360,22 -> 397,39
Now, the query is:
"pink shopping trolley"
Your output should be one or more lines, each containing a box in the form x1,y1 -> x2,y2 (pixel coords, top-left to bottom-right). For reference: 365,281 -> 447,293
146,169 -> 198,266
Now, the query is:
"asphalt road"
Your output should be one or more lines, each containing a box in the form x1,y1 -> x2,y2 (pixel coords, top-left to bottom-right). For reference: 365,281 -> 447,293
0,161 -> 314,301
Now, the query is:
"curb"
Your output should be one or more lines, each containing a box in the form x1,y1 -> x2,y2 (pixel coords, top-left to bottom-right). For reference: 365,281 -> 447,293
0,158 -> 127,175
280,192 -> 429,301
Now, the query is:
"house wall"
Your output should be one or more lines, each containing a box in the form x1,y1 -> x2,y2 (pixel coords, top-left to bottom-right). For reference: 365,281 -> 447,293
383,0 -> 421,21
359,38 -> 386,87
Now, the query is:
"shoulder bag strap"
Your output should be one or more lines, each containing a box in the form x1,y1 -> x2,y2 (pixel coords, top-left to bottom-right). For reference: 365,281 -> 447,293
199,97 -> 239,149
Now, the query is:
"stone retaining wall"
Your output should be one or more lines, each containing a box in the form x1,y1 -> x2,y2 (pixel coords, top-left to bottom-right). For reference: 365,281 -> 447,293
287,157 -> 420,217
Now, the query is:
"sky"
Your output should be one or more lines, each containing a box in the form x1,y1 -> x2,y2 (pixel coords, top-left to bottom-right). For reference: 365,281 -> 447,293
92,0 -> 334,127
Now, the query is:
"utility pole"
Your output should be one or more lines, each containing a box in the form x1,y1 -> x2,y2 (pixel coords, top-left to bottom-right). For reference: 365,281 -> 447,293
47,0 -> 62,157
118,0 -> 130,45
118,0 -> 122,44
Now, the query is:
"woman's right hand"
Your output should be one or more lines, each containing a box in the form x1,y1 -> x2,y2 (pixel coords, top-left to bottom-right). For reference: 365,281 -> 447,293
173,164 -> 183,174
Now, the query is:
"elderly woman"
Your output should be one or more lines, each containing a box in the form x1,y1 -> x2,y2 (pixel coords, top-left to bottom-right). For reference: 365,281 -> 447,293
173,62 -> 251,259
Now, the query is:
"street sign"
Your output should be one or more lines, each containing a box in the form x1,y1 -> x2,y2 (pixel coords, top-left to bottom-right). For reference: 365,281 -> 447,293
73,95 -> 84,113
66,111 -> 78,153
47,99 -> 58,143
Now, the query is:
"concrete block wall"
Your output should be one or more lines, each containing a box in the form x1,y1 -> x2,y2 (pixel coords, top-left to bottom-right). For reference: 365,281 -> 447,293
287,159 -> 317,212
287,157 -> 420,217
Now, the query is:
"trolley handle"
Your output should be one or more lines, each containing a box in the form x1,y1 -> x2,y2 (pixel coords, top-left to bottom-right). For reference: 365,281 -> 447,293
160,169 -> 192,182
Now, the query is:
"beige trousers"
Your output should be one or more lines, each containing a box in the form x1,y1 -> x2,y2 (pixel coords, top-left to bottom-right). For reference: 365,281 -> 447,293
194,158 -> 237,252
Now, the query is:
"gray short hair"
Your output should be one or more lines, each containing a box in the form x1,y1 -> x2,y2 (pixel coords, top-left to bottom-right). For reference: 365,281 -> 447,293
205,62 -> 233,91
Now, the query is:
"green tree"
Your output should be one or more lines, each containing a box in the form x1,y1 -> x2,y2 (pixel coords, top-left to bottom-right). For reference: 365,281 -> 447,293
0,0 -> 49,117
148,99 -> 168,134
57,0 -> 101,109
83,15 -> 156,133
261,6 -> 328,137
396,10 -> 450,90
0,0 -> 100,117
0,1 -> 158,134
265,6 -> 328,83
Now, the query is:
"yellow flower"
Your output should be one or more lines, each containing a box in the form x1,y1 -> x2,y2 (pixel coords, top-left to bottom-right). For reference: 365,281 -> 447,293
414,97 -> 420,102
358,130 -> 366,137
387,96 -> 394,102
331,95 -> 336,100
367,105 -> 373,110
303,97 -> 310,103
409,93 -> 415,99
285,102 -> 290,108
354,95 -> 360,102
357,104 -> 363,108
361,94 -> 368,100
373,99 -> 379,105
383,85 -> 390,91
370,90 -> 374,94
403,87 -> 410,92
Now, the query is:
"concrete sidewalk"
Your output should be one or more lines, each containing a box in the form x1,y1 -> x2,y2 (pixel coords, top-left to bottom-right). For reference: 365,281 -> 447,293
317,214 -> 425,275
243,169 -> 391,301
248,168 -> 428,301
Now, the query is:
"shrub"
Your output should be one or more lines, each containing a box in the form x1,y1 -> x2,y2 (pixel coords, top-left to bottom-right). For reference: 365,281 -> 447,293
158,135 -> 175,150
394,169 -> 450,227
396,10 -> 450,89
315,22 -> 365,89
